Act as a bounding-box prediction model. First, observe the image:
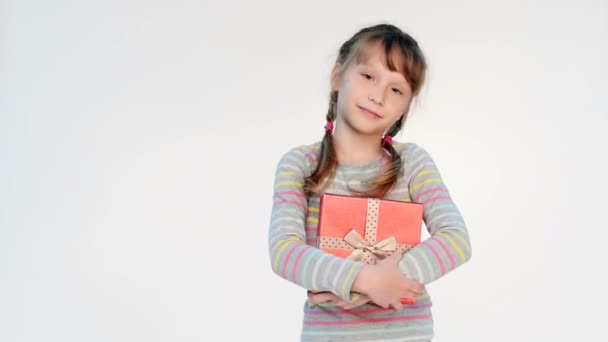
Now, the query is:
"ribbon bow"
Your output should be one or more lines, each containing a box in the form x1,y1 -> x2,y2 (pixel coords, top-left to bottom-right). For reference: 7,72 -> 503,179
343,229 -> 397,261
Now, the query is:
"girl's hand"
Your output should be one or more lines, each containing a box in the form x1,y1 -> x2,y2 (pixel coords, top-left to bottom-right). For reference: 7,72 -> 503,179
377,251 -> 426,299
352,252 -> 425,310
341,293 -> 371,310
375,252 -> 426,306
307,290 -> 371,310
307,291 -> 344,306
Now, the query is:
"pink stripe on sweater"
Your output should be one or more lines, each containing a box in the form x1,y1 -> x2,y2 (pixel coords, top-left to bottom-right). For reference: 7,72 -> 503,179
417,188 -> 444,199
415,187 -> 446,202
276,191 -> 306,199
303,314 -> 432,326
281,244 -> 302,277
305,304 -> 432,316
275,200 -> 306,210
291,245 -> 310,282
306,237 -> 317,244
305,227 -> 318,233
423,196 -> 451,205
304,151 -> 317,164
432,237 -> 456,270
425,242 -> 446,276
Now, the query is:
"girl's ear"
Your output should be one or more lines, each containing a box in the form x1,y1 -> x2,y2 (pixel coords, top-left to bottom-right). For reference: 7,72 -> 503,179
330,63 -> 342,91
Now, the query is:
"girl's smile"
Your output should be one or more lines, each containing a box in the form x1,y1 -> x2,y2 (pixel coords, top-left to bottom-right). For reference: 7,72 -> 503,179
358,105 -> 383,119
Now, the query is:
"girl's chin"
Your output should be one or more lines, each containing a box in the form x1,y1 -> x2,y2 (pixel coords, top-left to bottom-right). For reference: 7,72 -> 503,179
346,125 -> 385,138
337,115 -> 386,136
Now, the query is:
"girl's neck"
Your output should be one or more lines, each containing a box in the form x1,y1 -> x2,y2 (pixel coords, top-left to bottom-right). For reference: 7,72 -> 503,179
332,124 -> 385,166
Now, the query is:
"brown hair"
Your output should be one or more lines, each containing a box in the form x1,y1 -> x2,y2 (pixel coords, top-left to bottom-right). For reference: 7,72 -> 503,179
304,23 -> 428,198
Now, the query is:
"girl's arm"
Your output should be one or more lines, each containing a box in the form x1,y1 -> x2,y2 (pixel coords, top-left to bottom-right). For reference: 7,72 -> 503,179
268,145 -> 366,302
397,143 -> 473,284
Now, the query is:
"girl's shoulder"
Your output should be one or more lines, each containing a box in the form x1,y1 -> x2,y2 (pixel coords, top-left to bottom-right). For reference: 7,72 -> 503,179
394,141 -> 440,180
280,141 -> 322,159
393,140 -> 428,160
275,141 -> 322,174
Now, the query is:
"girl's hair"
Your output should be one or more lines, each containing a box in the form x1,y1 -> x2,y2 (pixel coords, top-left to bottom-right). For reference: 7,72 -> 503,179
304,23 -> 428,198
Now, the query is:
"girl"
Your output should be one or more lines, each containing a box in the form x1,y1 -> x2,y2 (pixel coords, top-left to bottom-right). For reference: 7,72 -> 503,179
268,23 -> 472,341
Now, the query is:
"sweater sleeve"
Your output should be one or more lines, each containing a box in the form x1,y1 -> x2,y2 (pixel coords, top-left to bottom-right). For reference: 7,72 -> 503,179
397,143 -> 473,284
268,145 -> 366,302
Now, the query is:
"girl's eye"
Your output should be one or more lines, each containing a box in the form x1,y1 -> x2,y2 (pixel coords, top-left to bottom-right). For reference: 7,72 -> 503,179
392,88 -> 403,95
362,73 -> 373,80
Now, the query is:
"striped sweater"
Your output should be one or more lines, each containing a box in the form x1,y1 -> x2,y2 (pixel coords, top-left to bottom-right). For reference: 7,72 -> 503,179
268,141 -> 472,341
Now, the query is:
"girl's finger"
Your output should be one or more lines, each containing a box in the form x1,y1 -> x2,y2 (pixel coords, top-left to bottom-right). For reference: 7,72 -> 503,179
408,282 -> 425,294
309,292 -> 333,304
334,299 -> 347,307
405,291 -> 421,299
400,281 -> 424,296
408,286 -> 424,295
391,301 -> 403,311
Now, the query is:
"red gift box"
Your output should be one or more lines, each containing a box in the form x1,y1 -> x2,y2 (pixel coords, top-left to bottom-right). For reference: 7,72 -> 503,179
318,193 -> 424,305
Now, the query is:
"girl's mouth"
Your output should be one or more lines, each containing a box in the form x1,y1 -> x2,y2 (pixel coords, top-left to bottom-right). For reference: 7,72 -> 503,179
359,106 -> 382,119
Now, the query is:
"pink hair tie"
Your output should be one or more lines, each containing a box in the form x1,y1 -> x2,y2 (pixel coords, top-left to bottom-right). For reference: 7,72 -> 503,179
324,121 -> 334,133
382,135 -> 393,146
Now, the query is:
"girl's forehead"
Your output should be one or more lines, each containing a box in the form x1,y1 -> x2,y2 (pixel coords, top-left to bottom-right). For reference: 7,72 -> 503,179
355,43 -> 406,72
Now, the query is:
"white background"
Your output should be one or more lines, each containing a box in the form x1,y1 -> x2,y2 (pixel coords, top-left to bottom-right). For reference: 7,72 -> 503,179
1,0 -> 607,341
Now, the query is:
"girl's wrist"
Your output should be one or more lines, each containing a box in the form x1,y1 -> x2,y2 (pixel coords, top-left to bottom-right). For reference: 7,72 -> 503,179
351,264 -> 373,294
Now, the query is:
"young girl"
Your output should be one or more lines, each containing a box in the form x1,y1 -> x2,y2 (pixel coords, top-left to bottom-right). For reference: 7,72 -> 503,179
268,23 -> 472,341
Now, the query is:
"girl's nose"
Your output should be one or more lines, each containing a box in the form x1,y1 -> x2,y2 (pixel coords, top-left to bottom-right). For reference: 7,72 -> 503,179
369,86 -> 384,105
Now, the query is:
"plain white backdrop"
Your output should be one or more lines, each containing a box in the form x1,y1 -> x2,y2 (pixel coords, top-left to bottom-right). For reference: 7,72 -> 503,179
1,0 -> 607,341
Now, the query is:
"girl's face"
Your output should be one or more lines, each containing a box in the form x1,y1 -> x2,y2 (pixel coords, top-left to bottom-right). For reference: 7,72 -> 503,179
331,43 -> 412,137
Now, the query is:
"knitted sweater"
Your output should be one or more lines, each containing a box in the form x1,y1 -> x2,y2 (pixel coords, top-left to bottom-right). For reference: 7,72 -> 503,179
268,141 -> 472,341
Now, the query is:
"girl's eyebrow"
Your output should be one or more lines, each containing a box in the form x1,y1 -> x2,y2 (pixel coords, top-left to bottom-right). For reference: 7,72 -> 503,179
360,63 -> 408,87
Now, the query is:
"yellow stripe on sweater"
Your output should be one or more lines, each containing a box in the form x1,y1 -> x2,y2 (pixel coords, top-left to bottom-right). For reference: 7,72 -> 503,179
440,230 -> 471,256
306,217 -> 319,224
273,238 -> 302,271
275,181 -> 303,189
410,178 -> 441,193
437,231 -> 466,263
341,263 -> 361,299
271,236 -> 301,256
277,171 -> 296,178
415,169 -> 439,179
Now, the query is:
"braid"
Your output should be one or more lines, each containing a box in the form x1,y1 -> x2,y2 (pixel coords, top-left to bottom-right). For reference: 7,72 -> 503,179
348,114 -> 406,198
385,115 -> 403,137
382,114 -> 406,193
304,91 -> 339,195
